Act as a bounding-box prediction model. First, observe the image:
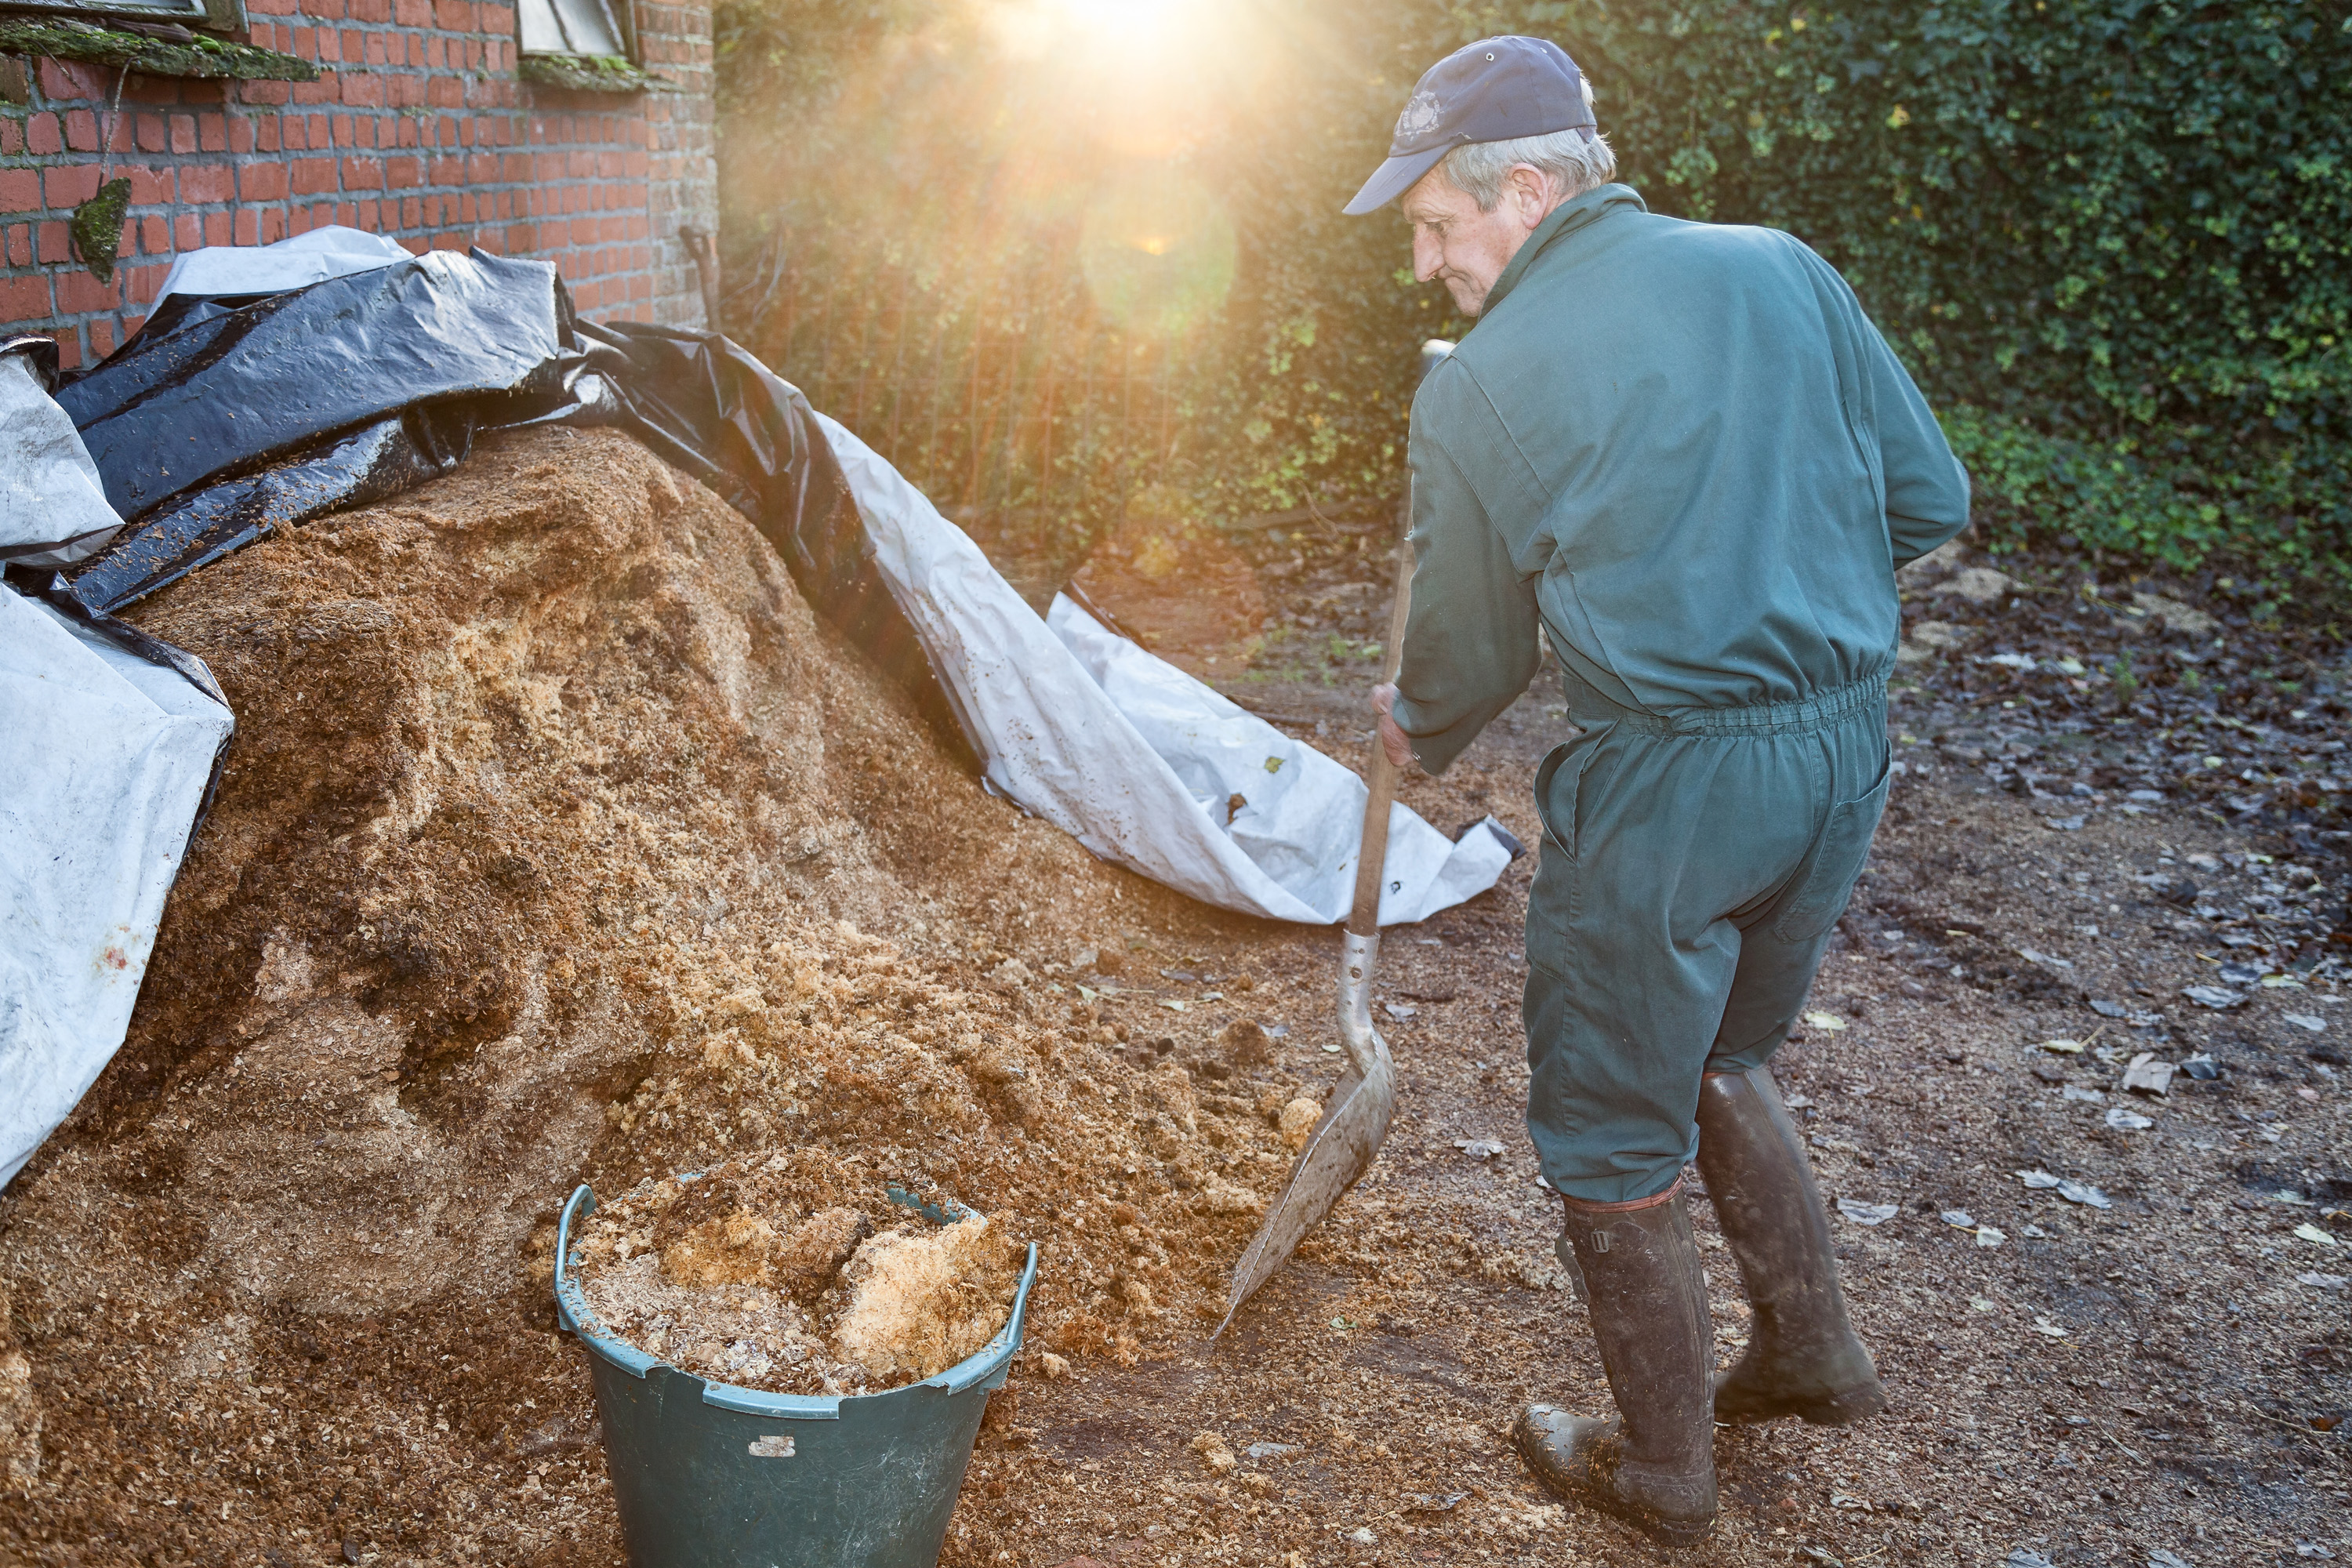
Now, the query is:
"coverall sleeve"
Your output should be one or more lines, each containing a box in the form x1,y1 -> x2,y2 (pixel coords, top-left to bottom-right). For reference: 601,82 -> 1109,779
1858,314 -> 1972,567
1386,421 -> 1541,776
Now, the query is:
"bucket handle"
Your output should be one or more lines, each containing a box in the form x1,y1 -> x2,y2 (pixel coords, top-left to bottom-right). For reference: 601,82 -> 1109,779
937,1242 -> 1040,1395
554,1184 -> 667,1381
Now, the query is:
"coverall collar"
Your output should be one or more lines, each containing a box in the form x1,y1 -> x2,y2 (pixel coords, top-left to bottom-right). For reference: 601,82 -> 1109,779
1477,182 -> 1648,321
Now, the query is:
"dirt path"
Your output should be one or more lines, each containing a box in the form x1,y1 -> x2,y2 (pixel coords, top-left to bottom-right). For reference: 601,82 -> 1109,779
950,535 -> 2350,1568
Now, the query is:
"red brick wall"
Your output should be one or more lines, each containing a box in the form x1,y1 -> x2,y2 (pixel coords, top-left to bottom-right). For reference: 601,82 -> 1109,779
0,0 -> 716,368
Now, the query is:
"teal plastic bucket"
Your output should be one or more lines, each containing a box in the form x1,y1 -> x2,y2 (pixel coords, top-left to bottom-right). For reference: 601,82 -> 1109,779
554,1183 -> 1038,1568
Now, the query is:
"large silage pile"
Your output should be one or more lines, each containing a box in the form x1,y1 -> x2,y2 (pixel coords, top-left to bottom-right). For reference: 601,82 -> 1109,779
0,426 -> 1341,1566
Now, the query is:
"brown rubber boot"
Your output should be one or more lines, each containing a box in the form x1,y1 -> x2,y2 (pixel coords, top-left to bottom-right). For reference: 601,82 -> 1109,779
1695,1067 -> 1887,1425
1513,1179 -> 1717,1548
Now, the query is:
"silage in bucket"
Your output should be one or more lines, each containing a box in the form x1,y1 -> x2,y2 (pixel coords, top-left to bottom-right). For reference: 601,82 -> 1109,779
554,1183 -> 1039,1567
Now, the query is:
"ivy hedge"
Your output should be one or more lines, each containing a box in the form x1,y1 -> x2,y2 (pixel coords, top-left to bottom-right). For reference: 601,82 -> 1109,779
715,1 -> 2352,580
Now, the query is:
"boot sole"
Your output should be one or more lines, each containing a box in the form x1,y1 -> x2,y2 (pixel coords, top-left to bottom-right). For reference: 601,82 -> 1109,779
1622,1511 -> 1714,1550
1512,1425 -> 1716,1549
1715,1381 -> 1888,1428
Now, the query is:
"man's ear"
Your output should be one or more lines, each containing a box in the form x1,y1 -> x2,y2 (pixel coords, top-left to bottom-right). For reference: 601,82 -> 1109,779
1506,164 -> 1553,227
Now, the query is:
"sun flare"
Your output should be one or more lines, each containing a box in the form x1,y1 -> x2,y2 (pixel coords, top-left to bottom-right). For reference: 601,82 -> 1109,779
1047,0 -> 1187,49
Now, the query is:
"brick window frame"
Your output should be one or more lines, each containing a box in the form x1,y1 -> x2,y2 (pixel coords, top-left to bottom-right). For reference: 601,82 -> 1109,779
0,0 -> 249,34
517,0 -> 663,94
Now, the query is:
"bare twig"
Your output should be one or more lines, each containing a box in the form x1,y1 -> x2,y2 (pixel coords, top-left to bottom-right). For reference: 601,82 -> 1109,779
2240,1400 -> 2342,1448
2096,1423 -> 2144,1464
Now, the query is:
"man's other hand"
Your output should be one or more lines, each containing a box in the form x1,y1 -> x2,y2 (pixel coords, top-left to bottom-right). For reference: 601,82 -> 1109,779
1370,684 -> 1417,771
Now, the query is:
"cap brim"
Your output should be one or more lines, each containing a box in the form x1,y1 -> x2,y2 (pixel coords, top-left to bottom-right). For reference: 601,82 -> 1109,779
1342,145 -> 1451,216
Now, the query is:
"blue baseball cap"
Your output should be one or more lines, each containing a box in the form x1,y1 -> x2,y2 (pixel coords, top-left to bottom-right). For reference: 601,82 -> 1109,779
1343,36 -> 1599,216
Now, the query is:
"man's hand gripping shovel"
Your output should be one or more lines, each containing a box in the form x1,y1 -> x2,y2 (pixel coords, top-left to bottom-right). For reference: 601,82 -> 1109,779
1214,339 -> 1453,1340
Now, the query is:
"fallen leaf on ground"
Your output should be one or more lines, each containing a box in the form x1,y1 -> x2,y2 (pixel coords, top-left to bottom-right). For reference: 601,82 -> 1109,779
1450,1138 -> 1503,1160
1803,1011 -> 1847,1032
2020,1169 -> 2111,1208
2285,1013 -> 2326,1032
1975,1225 -> 2006,1248
2106,1107 -> 2154,1131
2295,1223 -> 2339,1248
2059,1179 -> 2113,1210
2121,1053 -> 2176,1096
2030,1318 -> 2070,1338
1836,1198 -> 1898,1225
2183,985 -> 2244,1009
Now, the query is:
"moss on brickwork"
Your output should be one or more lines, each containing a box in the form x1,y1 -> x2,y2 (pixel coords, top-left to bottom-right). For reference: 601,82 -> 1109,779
520,53 -> 669,93
0,18 -> 318,80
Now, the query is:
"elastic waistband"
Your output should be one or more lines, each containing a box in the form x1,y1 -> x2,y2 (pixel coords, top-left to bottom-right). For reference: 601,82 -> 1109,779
1562,670 -> 1886,737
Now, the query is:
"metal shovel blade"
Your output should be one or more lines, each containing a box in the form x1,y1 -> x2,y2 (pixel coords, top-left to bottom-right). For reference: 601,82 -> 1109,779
1212,929 -> 1396,1338
1212,336 -> 1443,1341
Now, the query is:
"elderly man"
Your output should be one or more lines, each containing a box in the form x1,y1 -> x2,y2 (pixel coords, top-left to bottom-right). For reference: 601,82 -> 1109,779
1346,35 -> 1970,1548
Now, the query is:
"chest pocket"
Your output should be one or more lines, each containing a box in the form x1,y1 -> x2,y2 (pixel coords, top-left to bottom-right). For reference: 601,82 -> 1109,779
1769,743 -> 1892,944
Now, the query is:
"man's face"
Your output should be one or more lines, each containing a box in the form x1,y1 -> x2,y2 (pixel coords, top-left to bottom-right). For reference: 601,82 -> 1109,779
1401,165 -> 1560,317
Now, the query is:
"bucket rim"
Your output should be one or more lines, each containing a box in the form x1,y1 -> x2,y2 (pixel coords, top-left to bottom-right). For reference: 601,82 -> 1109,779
553,1181 -> 1038,1418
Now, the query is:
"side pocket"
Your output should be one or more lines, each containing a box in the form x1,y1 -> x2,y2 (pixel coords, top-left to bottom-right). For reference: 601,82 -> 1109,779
1526,738 -> 1599,973
1769,746 -> 1893,944
1532,741 -> 1578,859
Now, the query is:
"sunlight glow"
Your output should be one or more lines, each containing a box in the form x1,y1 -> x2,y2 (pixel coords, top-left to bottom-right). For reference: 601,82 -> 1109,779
1047,0 -> 1188,50
1080,172 -> 1237,336
996,0 -> 1271,159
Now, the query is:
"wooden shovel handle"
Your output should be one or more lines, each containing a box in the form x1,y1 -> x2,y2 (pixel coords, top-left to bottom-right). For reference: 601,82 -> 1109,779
1348,476 -> 1417,937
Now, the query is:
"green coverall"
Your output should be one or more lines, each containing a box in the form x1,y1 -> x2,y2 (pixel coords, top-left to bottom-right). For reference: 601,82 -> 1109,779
1388,183 -> 1972,1204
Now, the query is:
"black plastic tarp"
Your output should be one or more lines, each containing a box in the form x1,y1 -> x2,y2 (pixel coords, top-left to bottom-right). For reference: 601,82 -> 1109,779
59,249 -> 572,522
53,252 -> 975,767
560,321 -> 975,767
58,249 -> 575,614
66,408 -> 477,614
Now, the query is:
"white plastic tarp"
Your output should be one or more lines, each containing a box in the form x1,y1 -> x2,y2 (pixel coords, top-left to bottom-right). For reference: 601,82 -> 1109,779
814,412 -> 1513,926
0,586 -> 233,1189
0,343 -> 128,568
148,224 -> 412,316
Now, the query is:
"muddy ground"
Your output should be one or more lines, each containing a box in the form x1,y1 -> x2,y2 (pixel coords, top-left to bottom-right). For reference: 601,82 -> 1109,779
2,465 -> 2346,1568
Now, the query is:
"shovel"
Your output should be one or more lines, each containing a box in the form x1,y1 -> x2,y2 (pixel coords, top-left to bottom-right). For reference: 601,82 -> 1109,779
1214,339 -> 1453,1339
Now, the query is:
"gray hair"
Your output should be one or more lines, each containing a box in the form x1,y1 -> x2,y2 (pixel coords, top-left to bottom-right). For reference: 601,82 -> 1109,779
1436,125 -> 1619,212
